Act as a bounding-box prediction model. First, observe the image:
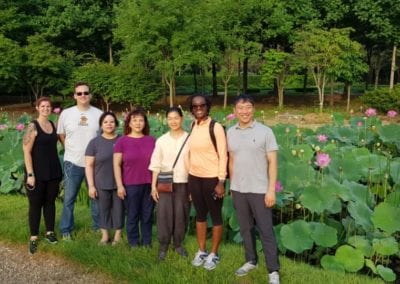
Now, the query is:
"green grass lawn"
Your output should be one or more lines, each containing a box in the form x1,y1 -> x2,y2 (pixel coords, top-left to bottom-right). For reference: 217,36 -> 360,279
0,194 -> 383,284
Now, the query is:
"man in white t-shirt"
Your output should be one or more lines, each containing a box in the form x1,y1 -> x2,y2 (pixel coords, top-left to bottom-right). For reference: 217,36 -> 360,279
57,82 -> 103,240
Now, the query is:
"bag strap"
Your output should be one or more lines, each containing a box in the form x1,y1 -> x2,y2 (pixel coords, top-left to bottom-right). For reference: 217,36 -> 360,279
172,131 -> 191,169
209,119 -> 218,154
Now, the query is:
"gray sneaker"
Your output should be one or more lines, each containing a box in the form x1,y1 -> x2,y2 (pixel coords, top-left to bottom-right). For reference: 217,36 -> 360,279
235,261 -> 257,276
269,271 -> 280,284
191,250 -> 208,267
203,253 -> 220,270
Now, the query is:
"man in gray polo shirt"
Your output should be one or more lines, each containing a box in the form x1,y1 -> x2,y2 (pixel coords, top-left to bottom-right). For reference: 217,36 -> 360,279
227,94 -> 280,284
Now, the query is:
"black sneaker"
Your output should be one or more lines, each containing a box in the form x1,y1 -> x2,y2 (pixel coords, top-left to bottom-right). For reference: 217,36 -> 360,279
45,232 -> 58,244
29,239 -> 38,254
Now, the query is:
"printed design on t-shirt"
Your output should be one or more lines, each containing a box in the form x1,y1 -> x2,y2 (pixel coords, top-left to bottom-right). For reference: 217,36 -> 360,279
79,114 -> 88,126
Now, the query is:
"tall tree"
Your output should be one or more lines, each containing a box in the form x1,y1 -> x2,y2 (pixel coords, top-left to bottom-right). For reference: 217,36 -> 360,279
115,0 -> 195,107
293,28 -> 357,112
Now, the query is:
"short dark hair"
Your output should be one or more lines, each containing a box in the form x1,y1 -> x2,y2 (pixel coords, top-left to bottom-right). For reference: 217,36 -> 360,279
233,94 -> 255,106
99,111 -> 119,128
187,94 -> 211,115
74,82 -> 90,92
123,108 -> 150,136
166,106 -> 183,117
35,96 -> 52,107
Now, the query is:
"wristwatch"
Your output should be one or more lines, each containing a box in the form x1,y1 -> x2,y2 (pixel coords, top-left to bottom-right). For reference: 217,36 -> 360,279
27,173 -> 34,177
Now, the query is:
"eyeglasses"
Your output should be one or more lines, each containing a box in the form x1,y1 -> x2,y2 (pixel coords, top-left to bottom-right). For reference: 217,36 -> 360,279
191,103 -> 207,110
76,92 -> 90,96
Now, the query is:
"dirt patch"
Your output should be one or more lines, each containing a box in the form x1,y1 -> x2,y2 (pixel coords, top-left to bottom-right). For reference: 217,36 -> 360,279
0,241 -> 114,283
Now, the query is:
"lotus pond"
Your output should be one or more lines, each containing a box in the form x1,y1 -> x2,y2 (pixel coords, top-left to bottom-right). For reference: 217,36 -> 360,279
0,108 -> 399,282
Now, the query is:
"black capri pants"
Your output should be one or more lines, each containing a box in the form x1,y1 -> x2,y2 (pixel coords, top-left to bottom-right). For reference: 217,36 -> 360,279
188,174 -> 223,226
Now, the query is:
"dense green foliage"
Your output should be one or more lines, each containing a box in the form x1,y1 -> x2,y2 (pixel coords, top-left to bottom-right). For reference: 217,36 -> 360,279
361,86 -> 400,112
0,0 -> 399,109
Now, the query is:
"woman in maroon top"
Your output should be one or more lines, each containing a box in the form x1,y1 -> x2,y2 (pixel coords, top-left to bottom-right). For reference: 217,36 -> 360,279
113,109 -> 155,247
22,97 -> 62,254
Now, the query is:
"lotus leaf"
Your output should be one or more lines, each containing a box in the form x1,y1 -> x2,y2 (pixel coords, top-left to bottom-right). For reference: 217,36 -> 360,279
280,220 -> 313,254
309,222 -> 337,247
365,259 -> 377,274
358,154 -> 388,178
332,127 -> 359,144
347,235 -> 373,257
332,112 -> 345,126
325,218 -> 345,243
386,191 -> 400,207
329,153 -> 364,182
347,201 -> 373,232
273,224 -> 286,253
371,202 -> 400,234
376,265 -> 396,282
372,237 -> 399,256
300,185 -> 337,214
222,196 -> 233,220
377,124 -> 400,143
284,162 -> 314,193
228,211 -> 240,231
389,158 -> 400,184
233,231 -> 243,243
320,255 -> 345,273
341,180 -> 369,204
335,245 -> 364,272
292,144 -> 314,162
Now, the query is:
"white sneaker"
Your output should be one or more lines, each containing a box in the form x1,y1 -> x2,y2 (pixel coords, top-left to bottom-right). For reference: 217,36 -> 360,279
203,253 -> 220,270
269,271 -> 280,284
191,250 -> 208,267
235,261 -> 257,276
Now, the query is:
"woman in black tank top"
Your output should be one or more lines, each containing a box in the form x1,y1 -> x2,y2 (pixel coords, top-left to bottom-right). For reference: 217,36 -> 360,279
22,97 -> 62,254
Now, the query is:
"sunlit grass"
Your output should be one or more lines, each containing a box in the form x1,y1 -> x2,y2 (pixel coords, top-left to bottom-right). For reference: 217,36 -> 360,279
0,194 -> 383,284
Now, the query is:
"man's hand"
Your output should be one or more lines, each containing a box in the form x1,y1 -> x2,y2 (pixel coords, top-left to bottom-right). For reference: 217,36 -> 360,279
265,191 -> 276,208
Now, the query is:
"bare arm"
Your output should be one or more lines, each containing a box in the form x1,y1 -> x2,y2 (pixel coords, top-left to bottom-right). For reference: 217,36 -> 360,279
265,150 -> 278,208
58,133 -> 65,147
113,153 -> 126,200
150,171 -> 159,202
22,123 -> 37,187
228,152 -> 234,180
85,156 -> 97,199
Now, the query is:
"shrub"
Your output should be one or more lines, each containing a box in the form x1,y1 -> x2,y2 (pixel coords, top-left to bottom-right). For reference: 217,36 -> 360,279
361,86 -> 400,112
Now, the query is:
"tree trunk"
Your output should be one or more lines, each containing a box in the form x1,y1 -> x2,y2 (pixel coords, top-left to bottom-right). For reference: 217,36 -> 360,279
242,57 -> 248,94
389,45 -> 397,89
237,58 -> 241,95
346,83 -> 351,112
302,71 -> 308,94
277,81 -> 284,108
212,63 -> 217,97
329,78 -> 334,107
374,68 -> 380,89
109,42 -> 113,65
223,81 -> 228,109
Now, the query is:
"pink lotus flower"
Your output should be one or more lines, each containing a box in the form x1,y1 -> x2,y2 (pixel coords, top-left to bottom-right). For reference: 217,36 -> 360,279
275,181 -> 283,192
15,123 -> 25,131
226,113 -> 236,121
0,124 -> 7,130
365,108 -> 377,117
357,121 -> 363,127
315,153 -> 331,169
387,110 -> 398,118
317,134 -> 328,143
53,107 -> 61,114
